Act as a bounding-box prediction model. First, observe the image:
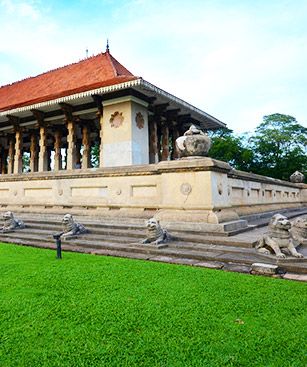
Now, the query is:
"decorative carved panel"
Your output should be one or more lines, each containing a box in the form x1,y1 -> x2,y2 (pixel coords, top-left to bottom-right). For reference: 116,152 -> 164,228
135,112 -> 144,129
110,112 -> 124,128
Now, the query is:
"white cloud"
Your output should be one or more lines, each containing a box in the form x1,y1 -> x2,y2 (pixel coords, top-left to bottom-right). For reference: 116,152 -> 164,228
0,0 -> 306,132
0,0 -> 40,19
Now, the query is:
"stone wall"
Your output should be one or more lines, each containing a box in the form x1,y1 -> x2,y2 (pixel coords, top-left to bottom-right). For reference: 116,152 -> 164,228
0,158 -> 305,227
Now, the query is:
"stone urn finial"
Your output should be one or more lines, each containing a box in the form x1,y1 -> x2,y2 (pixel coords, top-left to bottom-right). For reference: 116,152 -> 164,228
176,124 -> 211,158
290,171 -> 305,183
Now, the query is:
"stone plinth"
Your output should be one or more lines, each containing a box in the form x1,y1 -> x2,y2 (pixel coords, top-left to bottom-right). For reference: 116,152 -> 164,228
0,157 -> 305,234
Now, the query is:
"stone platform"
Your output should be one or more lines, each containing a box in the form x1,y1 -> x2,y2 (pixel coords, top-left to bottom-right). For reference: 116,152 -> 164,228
0,209 -> 306,281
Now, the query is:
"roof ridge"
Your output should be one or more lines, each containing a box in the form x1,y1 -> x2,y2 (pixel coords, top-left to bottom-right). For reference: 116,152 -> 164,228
108,53 -> 134,77
0,52 -> 107,90
105,51 -> 119,77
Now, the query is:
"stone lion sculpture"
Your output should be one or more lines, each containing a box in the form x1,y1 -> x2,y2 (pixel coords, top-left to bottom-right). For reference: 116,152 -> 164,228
256,214 -> 304,258
61,214 -> 88,239
1,211 -> 25,232
290,216 -> 307,247
141,217 -> 168,246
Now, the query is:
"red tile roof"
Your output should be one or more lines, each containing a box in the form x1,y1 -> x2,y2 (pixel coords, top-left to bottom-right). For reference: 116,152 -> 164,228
0,52 -> 138,112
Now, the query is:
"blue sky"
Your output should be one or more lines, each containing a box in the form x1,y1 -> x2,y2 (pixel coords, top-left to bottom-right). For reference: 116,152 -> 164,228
0,0 -> 306,132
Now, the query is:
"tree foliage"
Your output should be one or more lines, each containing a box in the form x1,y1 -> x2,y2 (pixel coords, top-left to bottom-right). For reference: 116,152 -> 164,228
249,114 -> 307,180
208,128 -> 255,172
208,114 -> 307,182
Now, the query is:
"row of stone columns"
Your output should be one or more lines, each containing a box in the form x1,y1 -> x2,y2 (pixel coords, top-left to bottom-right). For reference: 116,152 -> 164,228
0,120 -> 96,174
0,112 -> 181,173
149,118 -> 181,163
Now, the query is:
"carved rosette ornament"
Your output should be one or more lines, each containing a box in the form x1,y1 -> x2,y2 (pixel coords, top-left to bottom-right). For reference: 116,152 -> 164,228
175,125 -> 211,158
290,171 -> 305,183
180,183 -> 192,195
110,112 -> 124,128
135,112 -> 144,129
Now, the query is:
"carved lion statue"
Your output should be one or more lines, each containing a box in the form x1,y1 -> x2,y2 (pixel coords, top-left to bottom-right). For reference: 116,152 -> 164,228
290,216 -> 307,247
256,214 -> 304,258
1,211 -> 25,232
61,214 -> 88,239
141,218 -> 168,245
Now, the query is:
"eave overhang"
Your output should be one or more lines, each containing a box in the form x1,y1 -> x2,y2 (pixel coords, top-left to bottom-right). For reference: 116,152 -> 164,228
0,78 -> 226,131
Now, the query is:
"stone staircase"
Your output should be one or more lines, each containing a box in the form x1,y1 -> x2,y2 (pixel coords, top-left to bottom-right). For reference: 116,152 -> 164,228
0,211 -> 306,277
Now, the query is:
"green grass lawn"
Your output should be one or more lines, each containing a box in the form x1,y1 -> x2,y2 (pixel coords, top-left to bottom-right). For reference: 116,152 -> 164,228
0,243 -> 306,367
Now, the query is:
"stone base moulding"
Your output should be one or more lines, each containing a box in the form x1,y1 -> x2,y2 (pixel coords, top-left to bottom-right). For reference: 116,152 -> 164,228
0,157 -> 305,234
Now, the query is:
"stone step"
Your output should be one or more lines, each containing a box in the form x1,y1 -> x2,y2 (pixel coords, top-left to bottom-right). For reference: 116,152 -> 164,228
19,219 -> 144,231
0,229 -> 275,263
242,207 -> 307,227
168,241 -> 256,255
20,225 -> 146,239
1,231 -> 306,274
3,225 -> 256,249
0,231 -> 139,245
171,232 -> 255,248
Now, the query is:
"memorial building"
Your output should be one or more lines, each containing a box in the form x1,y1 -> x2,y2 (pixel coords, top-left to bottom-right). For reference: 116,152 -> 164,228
0,47 -> 305,232
0,46 -> 225,173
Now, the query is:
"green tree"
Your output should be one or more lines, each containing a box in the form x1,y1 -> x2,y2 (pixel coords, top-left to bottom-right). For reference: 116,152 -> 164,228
250,113 -> 307,181
91,142 -> 99,168
208,128 -> 254,171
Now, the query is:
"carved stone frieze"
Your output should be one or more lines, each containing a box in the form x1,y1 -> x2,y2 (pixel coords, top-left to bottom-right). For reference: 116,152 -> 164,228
110,112 -> 124,128
135,112 -> 144,129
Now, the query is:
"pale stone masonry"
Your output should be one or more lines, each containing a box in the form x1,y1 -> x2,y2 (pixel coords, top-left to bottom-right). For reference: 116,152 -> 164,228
0,157 -> 305,233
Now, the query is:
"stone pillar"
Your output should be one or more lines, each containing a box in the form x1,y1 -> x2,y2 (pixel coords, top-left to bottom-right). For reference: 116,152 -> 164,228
1,149 -> 7,174
172,125 -> 180,159
149,118 -> 159,164
30,133 -> 38,172
38,125 -> 48,172
13,129 -> 23,174
7,138 -> 14,174
101,97 -> 149,167
0,148 -> 3,175
54,130 -> 62,171
76,141 -> 82,169
82,125 -> 91,169
47,147 -> 52,171
66,121 -> 76,170
99,117 -> 103,168
161,124 -> 169,161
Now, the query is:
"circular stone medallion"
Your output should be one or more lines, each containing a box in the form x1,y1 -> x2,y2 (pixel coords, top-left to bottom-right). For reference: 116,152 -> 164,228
180,183 -> 192,195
